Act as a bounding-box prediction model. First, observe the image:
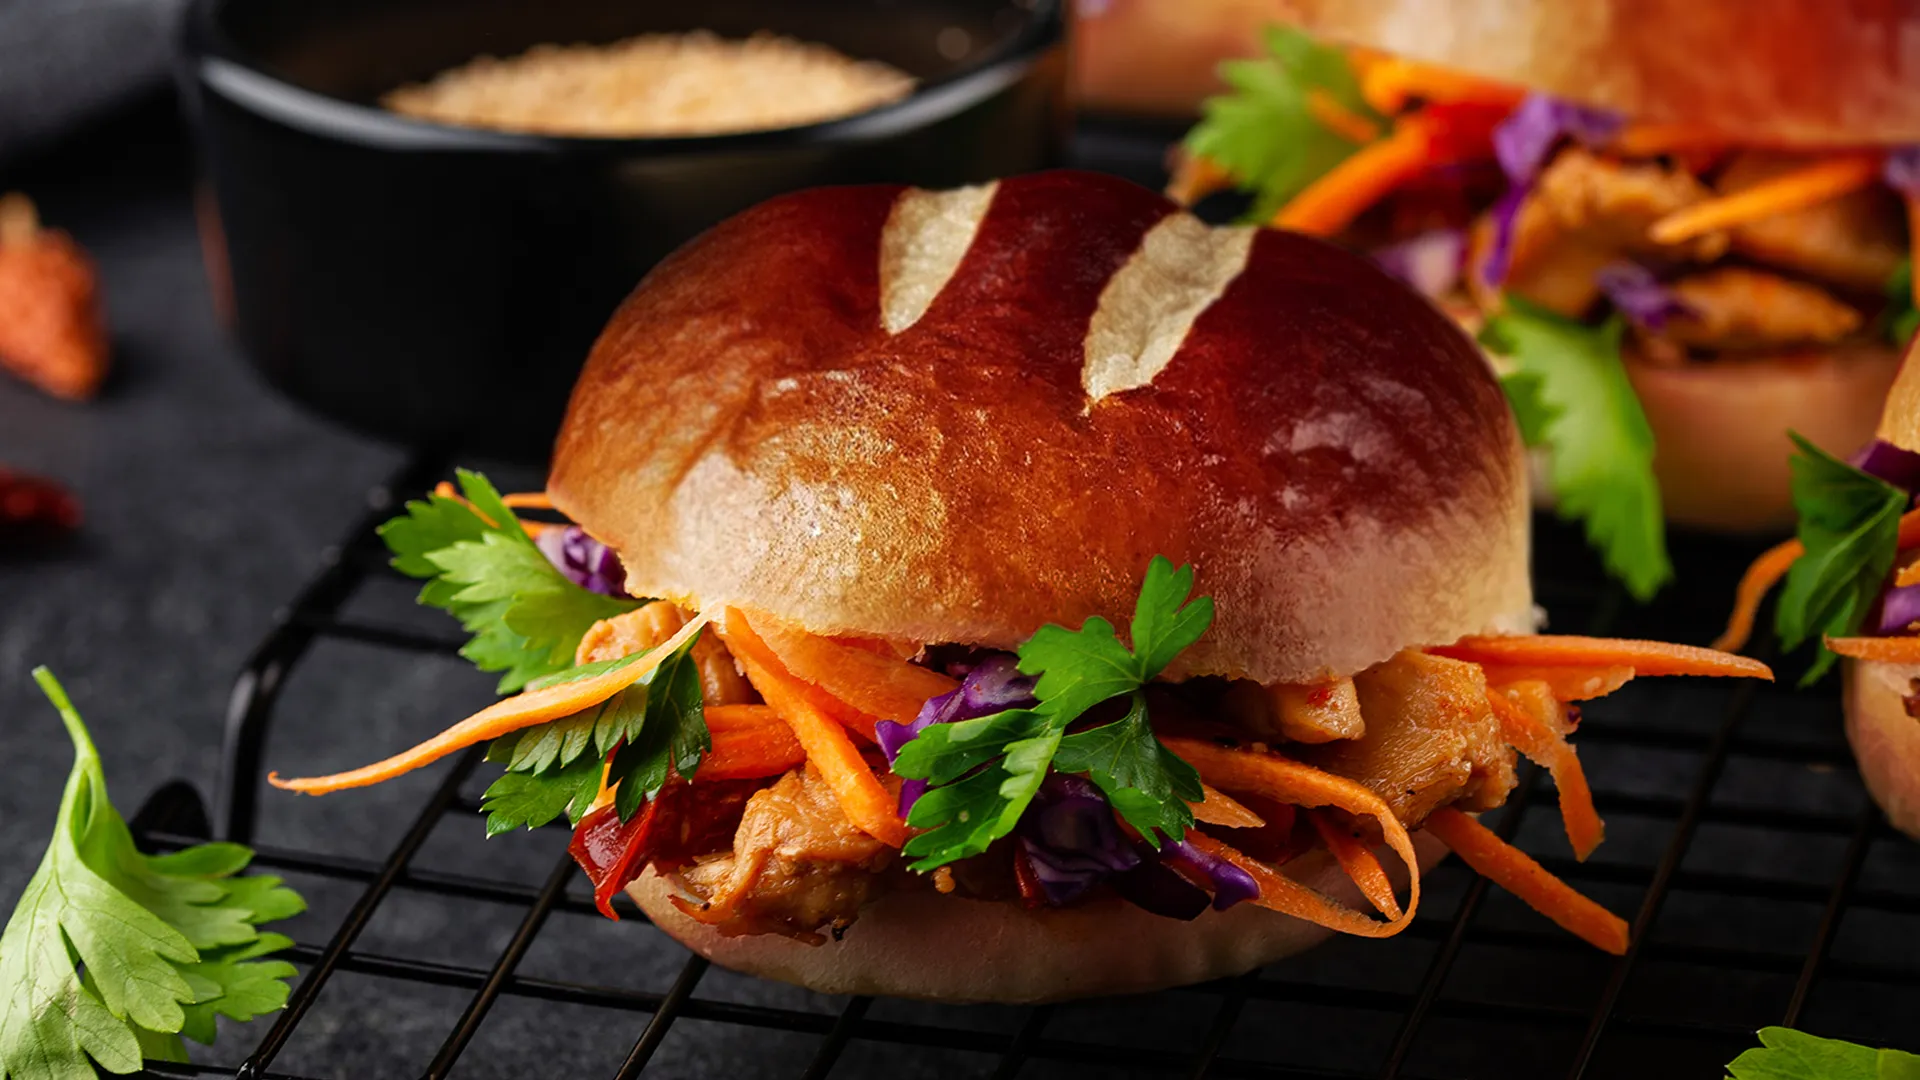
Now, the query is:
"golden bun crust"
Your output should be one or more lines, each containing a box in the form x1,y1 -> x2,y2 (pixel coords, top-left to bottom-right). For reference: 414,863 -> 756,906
1842,659 -> 1920,839
1624,343 -> 1902,532
549,172 -> 1533,684
628,834 -> 1449,1002
1277,0 -> 1920,145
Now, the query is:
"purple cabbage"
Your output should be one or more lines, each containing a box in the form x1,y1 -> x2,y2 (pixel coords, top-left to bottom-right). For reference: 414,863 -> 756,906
1165,840 -> 1261,911
1016,775 -> 1141,905
1851,439 -> 1920,493
1372,229 -> 1468,298
1481,94 -> 1625,287
1885,146 -> 1920,198
876,652 -> 1037,814
536,525 -> 627,597
1596,261 -> 1693,330
1879,584 -> 1920,636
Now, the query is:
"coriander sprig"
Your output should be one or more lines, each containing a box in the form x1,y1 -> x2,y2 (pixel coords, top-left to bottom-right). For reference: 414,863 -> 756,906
379,469 -> 640,692
1775,434 -> 1909,684
1,669 -> 305,1080
893,557 -> 1210,871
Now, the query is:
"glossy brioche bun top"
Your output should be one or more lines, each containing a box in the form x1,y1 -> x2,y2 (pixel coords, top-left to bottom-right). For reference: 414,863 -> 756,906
548,171 -> 1533,685
1277,0 -> 1920,145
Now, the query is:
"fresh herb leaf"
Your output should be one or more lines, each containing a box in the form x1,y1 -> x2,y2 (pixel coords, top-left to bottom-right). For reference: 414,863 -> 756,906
477,629 -> 710,834
896,556 -> 1213,870
1183,26 -> 1385,221
1775,433 -> 1909,684
1886,259 -> 1919,346
1480,298 -> 1672,601
1726,1027 -> 1920,1080
1054,694 -> 1205,847
379,469 -> 641,692
1,669 -> 305,1080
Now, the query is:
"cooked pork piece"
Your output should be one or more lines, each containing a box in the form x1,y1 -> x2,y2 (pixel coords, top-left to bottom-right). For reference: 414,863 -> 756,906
1534,148 -> 1729,261
1223,677 -> 1366,744
1717,152 -> 1905,291
673,764 -> 894,940
1299,650 -> 1516,828
1661,267 -> 1862,351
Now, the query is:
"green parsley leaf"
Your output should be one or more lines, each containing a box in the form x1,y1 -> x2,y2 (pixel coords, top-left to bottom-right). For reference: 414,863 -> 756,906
1775,433 -> 1909,684
1053,694 -> 1205,848
1183,25 -> 1385,221
896,556 -> 1214,870
477,629 -> 710,835
1886,259 -> 1919,346
1726,1027 -> 1920,1080
378,469 -> 641,692
2,669 -> 306,1080
1480,298 -> 1673,601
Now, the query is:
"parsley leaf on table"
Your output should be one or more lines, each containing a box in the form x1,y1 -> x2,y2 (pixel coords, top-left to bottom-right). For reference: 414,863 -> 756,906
1480,298 -> 1672,602
894,557 -> 1213,871
478,629 -> 709,835
379,469 -> 641,692
1726,1027 -> 1920,1080
1774,434 -> 1909,684
1182,25 -> 1385,221
1,669 -> 306,1080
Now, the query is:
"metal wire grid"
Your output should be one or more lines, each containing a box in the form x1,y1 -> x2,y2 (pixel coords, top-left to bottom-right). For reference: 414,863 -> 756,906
123,452 -> 1919,1080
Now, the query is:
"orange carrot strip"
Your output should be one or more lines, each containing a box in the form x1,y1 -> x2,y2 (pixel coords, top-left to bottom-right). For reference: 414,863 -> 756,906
745,613 -> 957,726
1193,783 -> 1265,829
1428,635 -> 1773,680
720,609 -> 908,847
1309,810 -> 1403,920
1273,119 -> 1433,236
1163,736 -> 1419,935
270,614 -> 710,795
501,492 -> 554,509
1165,154 -> 1236,207
1897,563 -> 1920,589
1477,663 -> 1634,702
1648,154 -> 1883,244
428,480 -> 551,536
1825,636 -> 1920,663
1607,122 -> 1736,157
1356,56 -> 1525,115
1487,683 -> 1605,860
1908,195 -> 1920,310
700,709 -> 805,781
1424,808 -> 1630,954
1714,537 -> 1806,652
1307,88 -> 1382,144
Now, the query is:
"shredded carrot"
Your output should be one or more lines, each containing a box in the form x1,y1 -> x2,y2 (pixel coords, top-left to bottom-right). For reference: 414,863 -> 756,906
1477,663 -> 1634,702
1607,122 -> 1736,158
1486,683 -> 1605,860
744,613 -> 957,726
1193,783 -> 1265,830
700,706 -> 806,781
1428,635 -> 1773,680
1648,153 -> 1883,245
1272,119 -> 1432,236
269,613 -> 710,795
1824,636 -> 1920,663
1355,56 -> 1525,115
1424,808 -> 1629,954
1898,563 -> 1920,589
719,609 -> 908,846
501,491 -> 554,509
1714,537 -> 1806,652
1307,88 -> 1382,144
1162,736 -> 1419,936
430,481 -> 554,537
1907,195 -> 1920,310
1309,811 -> 1403,920
1165,154 -> 1235,207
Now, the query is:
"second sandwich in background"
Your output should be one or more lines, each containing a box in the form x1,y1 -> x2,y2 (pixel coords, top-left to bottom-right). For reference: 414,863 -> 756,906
1171,0 -> 1920,600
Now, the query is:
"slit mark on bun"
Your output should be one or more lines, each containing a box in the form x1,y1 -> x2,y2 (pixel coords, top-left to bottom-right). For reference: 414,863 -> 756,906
1082,213 -> 1255,404
878,181 -> 999,335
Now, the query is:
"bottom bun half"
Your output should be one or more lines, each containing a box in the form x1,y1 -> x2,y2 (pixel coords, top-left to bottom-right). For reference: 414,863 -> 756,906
628,831 -> 1451,1003
1625,345 -> 1900,533
1843,659 -> 1920,839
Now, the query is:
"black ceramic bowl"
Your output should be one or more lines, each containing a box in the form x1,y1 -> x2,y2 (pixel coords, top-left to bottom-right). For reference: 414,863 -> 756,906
178,0 -> 1068,458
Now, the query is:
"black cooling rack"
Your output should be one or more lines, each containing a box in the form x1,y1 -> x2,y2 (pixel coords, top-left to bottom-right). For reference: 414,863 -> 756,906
121,450 -> 1920,1080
